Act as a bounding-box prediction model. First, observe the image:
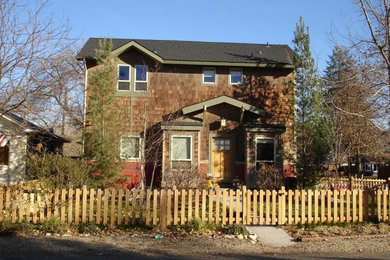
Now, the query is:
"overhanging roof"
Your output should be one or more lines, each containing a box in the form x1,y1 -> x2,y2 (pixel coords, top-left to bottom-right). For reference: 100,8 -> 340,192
182,95 -> 266,116
77,38 -> 294,68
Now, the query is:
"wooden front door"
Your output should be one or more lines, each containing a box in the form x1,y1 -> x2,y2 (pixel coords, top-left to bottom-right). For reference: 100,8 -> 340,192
212,137 -> 232,180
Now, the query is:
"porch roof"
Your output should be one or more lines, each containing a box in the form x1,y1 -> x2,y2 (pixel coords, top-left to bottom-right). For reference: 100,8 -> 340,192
182,95 -> 266,116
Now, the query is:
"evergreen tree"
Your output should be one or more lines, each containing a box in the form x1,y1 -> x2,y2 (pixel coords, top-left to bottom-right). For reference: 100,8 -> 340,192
84,39 -> 123,188
293,17 -> 333,188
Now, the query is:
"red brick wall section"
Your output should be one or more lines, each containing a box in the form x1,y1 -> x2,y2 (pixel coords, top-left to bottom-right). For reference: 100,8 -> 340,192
114,162 -> 142,189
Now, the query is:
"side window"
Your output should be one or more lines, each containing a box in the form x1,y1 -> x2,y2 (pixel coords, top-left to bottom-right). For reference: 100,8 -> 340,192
203,68 -> 216,84
255,137 -> 275,165
135,65 -> 148,91
171,136 -> 192,169
118,65 -> 130,91
0,145 -> 9,165
120,136 -> 140,159
229,69 -> 242,85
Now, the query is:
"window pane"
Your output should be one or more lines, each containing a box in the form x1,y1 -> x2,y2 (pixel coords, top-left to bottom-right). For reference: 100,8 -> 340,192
119,66 -> 129,80
136,65 -> 147,81
135,82 -> 147,91
256,139 -> 274,161
118,82 -> 130,91
172,137 -> 191,160
203,69 -> 215,83
121,137 -> 139,159
230,70 -> 242,84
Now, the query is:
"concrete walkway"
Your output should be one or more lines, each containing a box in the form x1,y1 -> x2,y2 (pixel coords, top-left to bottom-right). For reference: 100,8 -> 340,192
246,225 -> 296,247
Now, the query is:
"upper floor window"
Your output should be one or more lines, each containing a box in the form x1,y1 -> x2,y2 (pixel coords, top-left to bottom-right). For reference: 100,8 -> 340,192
203,68 -> 216,84
135,65 -> 148,91
229,69 -> 242,85
118,65 -> 130,91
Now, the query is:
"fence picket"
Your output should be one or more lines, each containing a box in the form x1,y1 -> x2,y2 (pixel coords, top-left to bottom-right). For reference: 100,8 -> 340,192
222,190 -> 227,225
236,189 -> 241,224
352,190 -> 357,222
167,189 -> 172,225
201,189 -> 207,221
307,190 -> 312,224
145,189 -> 151,226
110,189 -> 116,226
60,189 -> 66,223
215,189 -> 220,224
181,189 -> 186,225
132,189 -> 137,225
75,188 -> 80,225
253,190 -> 258,225
125,189 -> 130,225
117,189 -> 123,225
229,189 -> 234,225
67,189 -> 73,224
333,190 -> 338,223
314,190 -> 319,223
89,188 -> 94,223
153,189 -> 158,226
195,189 -> 200,220
103,189 -> 109,225
259,190 -> 264,225
174,189 -> 179,225
82,186 -> 87,223
377,190 -> 382,222
359,190 -> 363,222
96,189 -> 102,224
266,190 -> 271,225
271,190 -> 276,225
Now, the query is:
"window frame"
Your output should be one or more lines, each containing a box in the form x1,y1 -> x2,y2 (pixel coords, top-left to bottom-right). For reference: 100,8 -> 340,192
117,64 -> 131,91
170,135 -> 193,168
229,68 -> 243,85
254,136 -> 276,164
134,65 -> 149,92
202,67 -> 216,84
120,135 -> 141,160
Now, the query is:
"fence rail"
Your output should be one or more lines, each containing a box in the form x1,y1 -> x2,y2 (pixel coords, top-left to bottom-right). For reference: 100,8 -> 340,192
0,186 -> 389,226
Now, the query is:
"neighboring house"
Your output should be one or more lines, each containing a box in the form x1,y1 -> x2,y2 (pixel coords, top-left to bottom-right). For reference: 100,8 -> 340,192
0,113 -> 69,185
77,38 -> 295,188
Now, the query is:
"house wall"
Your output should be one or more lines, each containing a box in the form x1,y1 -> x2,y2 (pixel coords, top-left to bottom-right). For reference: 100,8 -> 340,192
0,118 -> 26,185
85,47 -> 295,187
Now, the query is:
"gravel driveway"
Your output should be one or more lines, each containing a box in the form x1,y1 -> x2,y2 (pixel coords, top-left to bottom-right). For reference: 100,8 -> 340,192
0,233 -> 389,259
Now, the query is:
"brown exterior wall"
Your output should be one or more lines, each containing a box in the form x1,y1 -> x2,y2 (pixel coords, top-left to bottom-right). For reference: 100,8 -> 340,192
85,47 -> 295,187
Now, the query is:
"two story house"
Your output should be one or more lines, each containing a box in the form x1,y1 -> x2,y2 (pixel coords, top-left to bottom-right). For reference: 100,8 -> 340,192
77,38 -> 295,188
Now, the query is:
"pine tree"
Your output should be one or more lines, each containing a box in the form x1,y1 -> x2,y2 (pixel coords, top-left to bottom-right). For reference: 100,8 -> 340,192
293,17 -> 333,188
84,39 -> 123,188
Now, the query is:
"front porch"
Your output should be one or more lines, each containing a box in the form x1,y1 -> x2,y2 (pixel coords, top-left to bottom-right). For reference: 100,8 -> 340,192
160,95 -> 288,187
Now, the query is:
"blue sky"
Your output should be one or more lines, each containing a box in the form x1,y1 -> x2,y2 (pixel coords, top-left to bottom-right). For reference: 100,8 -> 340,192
45,0 -> 360,71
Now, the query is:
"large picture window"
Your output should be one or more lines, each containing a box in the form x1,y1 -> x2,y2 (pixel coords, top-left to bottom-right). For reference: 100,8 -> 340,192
118,65 -> 130,91
255,137 -> 275,164
120,136 -> 140,159
171,135 -> 192,169
135,65 -> 148,91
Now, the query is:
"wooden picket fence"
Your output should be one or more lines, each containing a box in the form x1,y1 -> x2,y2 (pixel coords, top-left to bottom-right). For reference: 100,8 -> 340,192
318,177 -> 388,190
0,186 -> 389,226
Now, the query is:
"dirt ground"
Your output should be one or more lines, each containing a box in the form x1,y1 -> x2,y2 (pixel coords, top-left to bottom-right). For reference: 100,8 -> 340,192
1,231 -> 390,259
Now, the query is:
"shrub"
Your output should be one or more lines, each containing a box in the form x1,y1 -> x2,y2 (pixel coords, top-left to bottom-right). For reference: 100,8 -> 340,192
163,165 -> 207,189
26,152 -> 92,189
39,216 -> 66,233
255,164 -> 285,190
227,224 -> 249,236
78,222 -> 100,234
184,219 -> 219,233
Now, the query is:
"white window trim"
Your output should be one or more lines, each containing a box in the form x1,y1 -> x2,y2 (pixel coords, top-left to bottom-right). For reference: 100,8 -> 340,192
134,65 -> 148,92
170,135 -> 193,164
120,135 -> 141,160
117,64 -> 131,91
254,136 -> 276,164
202,67 -> 216,84
229,68 -> 243,85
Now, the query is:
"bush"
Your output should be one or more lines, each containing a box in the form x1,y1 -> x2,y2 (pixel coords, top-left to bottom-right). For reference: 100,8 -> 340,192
78,222 -> 100,234
39,216 -> 67,233
163,165 -> 207,189
26,152 -> 92,189
183,219 -> 219,233
227,224 -> 249,236
255,164 -> 285,190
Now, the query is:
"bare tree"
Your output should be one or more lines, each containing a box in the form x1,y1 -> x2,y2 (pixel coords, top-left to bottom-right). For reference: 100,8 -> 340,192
0,0 -> 76,117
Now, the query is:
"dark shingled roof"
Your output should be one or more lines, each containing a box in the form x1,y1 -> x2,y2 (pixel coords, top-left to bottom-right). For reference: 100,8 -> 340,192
77,38 -> 294,66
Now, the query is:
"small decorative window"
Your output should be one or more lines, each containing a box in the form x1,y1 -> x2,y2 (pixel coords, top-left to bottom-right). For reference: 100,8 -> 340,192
135,65 -> 148,91
118,65 -> 130,91
229,69 -> 242,85
255,137 -> 275,164
203,68 -> 216,84
0,145 -> 9,165
120,136 -> 140,159
171,135 -> 192,169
